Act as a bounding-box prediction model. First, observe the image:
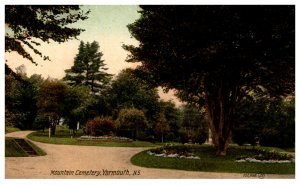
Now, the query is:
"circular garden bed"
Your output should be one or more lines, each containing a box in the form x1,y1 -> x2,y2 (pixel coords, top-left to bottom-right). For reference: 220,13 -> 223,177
147,144 -> 200,159
78,135 -> 133,142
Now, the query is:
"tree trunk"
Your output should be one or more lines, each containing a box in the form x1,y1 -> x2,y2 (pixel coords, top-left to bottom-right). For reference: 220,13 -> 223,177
72,129 -> 77,137
50,123 -> 56,136
132,129 -> 137,141
204,82 -> 238,156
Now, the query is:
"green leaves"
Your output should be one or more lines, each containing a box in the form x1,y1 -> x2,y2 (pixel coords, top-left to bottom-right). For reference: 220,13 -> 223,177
5,5 -> 89,64
116,108 -> 148,130
64,41 -> 112,94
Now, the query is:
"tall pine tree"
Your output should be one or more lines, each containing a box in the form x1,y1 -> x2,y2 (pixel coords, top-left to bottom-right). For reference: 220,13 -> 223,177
64,41 -> 112,95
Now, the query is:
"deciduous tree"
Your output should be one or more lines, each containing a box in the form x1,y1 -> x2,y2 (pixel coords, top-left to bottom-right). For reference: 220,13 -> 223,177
124,5 -> 295,155
37,80 -> 68,135
154,113 -> 170,143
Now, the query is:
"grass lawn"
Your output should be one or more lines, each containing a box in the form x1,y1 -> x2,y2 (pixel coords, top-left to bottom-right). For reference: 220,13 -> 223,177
131,145 -> 295,174
5,137 -> 46,157
5,137 -> 28,157
5,126 -> 21,134
27,126 -> 163,147
26,139 -> 47,156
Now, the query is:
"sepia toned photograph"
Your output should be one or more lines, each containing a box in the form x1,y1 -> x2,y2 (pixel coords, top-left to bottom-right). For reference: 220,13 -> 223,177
4,3 -> 295,180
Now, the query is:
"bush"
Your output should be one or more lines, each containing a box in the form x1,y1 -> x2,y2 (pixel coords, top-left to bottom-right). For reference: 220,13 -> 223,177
85,117 -> 116,136
165,132 -> 177,142
232,98 -> 295,148
178,128 -> 208,144
116,108 -> 148,140
232,125 -> 256,146
192,128 -> 208,144
150,145 -> 192,156
178,129 -> 189,144
259,128 -> 279,147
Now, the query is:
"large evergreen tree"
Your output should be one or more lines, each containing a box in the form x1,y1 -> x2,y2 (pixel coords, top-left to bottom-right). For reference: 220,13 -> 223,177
64,41 -> 112,94
124,6 -> 295,155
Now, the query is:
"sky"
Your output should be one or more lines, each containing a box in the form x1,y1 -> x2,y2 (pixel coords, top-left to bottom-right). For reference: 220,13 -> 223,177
5,5 -> 183,105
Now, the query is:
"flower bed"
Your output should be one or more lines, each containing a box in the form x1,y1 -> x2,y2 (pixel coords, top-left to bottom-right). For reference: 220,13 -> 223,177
236,158 -> 293,163
78,135 -> 133,142
236,149 -> 294,163
147,145 -> 200,159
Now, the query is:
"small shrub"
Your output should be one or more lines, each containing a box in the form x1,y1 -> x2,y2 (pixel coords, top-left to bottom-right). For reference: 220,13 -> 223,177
165,132 -> 177,141
237,148 -> 294,161
232,125 -> 256,146
85,117 -> 116,136
178,129 -> 189,144
259,128 -> 279,147
178,128 -> 208,144
150,145 -> 192,156
192,128 -> 208,144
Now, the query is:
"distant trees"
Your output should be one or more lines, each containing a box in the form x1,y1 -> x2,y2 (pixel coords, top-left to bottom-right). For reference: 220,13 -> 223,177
103,68 -> 160,122
5,62 -> 94,135
5,5 -> 89,65
5,65 -> 39,130
158,100 -> 181,141
37,80 -> 69,135
64,41 -> 112,95
36,79 -> 91,136
179,105 -> 208,144
232,97 -> 295,148
64,85 -> 91,136
5,65 -> 210,143
5,66 -> 184,142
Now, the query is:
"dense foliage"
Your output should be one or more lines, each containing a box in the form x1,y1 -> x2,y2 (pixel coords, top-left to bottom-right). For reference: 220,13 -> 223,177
103,68 -> 160,121
5,65 -> 39,130
124,5 -> 295,155
232,97 -> 295,148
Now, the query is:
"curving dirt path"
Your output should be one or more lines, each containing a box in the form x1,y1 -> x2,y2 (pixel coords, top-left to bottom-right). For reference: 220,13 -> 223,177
5,131 -> 295,179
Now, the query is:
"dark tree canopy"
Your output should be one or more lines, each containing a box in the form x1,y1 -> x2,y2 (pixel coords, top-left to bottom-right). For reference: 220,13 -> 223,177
5,5 -> 90,65
125,5 -> 294,95
124,5 -> 295,155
